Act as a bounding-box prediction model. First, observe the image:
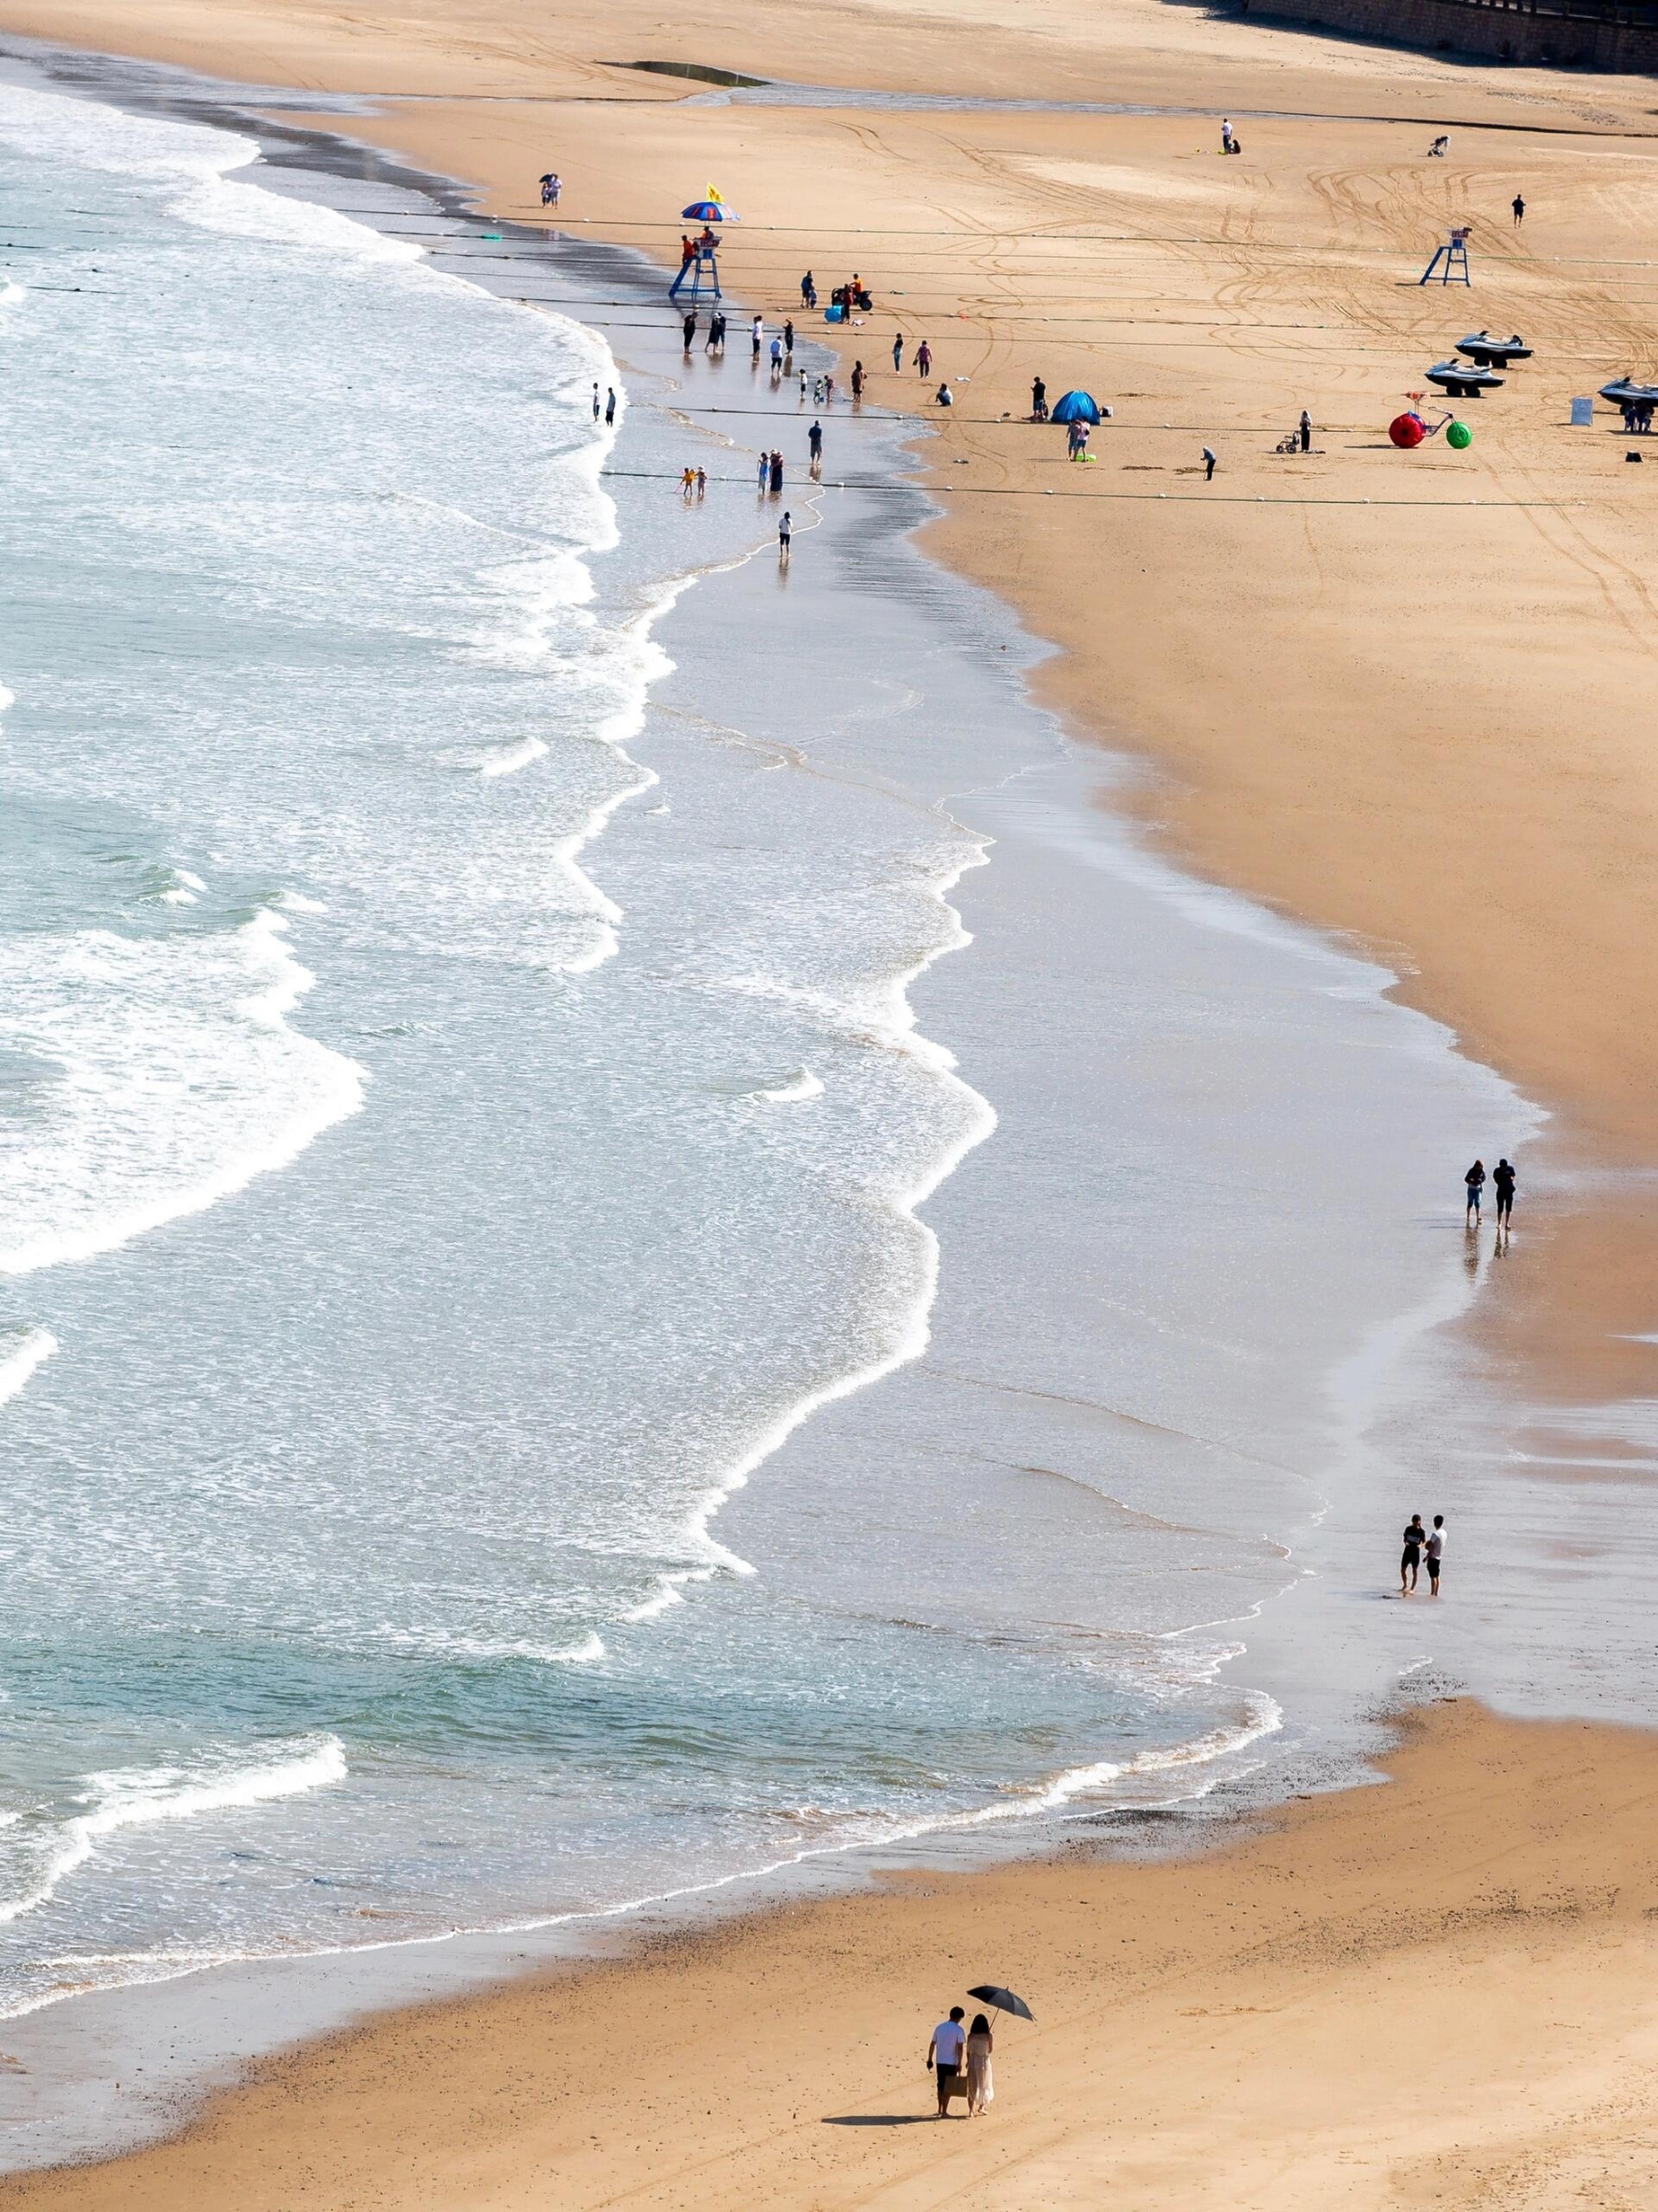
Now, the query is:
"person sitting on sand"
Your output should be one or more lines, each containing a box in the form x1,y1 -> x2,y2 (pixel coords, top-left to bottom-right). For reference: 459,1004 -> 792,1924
927,2006 -> 967,2117
965,2013 -> 994,2115
935,381 -> 953,407
1400,1514 -> 1425,1594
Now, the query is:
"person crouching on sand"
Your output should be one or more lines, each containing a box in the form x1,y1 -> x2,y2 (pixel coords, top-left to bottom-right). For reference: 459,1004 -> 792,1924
927,2006 -> 966,2117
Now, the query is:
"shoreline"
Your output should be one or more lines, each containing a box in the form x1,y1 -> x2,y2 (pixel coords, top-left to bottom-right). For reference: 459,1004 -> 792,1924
8,1699 -> 1658,2209
1,12 -> 1656,2201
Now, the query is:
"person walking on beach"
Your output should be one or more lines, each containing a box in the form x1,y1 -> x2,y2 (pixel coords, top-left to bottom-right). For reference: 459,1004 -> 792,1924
801,268 -> 816,307
1299,408 -> 1312,452
927,2006 -> 967,2118
683,309 -> 696,352
808,419 -> 824,473
917,339 -> 933,379
604,388 -> 616,426
1400,1513 -> 1426,1594
592,382 -> 601,421
892,333 -> 904,373
758,451 -> 769,494
751,313 -> 763,363
1426,1515 -> 1446,1597
769,449 -> 784,494
784,316 -> 795,360
1032,375 -> 1048,421
680,467 -> 696,500
965,2013 -> 994,2116
1465,1158 -> 1486,1224
1493,1155 -> 1516,1237
695,467 -> 707,500
1512,193 -> 1526,226
539,171 -> 560,207
1202,445 -> 1217,480
778,509 -> 792,563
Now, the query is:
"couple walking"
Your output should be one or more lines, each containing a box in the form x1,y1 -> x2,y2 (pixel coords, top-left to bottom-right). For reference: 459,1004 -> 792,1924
926,2006 -> 994,2117
1464,1156 -> 1515,1232
1399,1513 -> 1446,1596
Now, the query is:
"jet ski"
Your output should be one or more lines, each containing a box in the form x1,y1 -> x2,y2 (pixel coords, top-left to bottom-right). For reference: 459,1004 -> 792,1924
1600,376 -> 1658,406
1455,331 -> 1532,366
1425,359 -> 1506,398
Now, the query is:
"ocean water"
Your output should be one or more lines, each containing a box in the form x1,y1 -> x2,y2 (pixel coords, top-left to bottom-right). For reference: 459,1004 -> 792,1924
0,57 -> 1624,2109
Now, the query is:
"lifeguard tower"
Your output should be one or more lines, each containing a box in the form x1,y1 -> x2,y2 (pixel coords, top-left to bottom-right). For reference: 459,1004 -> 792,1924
669,188 -> 738,304
1420,226 -> 1472,285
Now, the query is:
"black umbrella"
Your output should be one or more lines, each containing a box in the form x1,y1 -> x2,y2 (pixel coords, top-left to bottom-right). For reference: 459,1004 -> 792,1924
966,1984 -> 1034,2022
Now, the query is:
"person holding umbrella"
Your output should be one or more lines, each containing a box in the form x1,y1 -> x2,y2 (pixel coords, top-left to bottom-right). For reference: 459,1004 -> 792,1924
965,2013 -> 994,2114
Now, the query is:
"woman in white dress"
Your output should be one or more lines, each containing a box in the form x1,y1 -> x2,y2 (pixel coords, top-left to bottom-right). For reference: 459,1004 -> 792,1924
965,2012 -> 994,2115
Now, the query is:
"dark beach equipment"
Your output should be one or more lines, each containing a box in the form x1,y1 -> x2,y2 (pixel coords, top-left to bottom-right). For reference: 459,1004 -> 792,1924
966,1984 -> 1035,2021
1049,391 -> 1102,425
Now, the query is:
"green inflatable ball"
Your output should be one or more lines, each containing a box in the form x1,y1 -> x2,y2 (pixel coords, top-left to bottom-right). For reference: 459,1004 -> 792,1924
1446,419 -> 1472,449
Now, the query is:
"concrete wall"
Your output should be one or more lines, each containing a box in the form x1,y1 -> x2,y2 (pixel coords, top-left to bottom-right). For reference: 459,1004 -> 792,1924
1234,0 -> 1658,71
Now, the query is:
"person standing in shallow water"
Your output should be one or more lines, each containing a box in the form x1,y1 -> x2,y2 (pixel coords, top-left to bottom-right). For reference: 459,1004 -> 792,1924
1465,1158 -> 1486,1224
1400,1514 -> 1425,1594
604,388 -> 616,426
1426,1515 -> 1446,1597
1492,1156 -> 1516,1238
778,509 -> 792,562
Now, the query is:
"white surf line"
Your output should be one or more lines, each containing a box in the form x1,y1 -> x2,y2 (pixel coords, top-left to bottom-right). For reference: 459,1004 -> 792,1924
0,1327 -> 57,1408
0,1736 -> 347,1937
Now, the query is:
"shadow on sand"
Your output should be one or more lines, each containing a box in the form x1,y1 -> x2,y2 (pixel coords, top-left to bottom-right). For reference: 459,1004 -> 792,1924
823,2114 -> 938,2127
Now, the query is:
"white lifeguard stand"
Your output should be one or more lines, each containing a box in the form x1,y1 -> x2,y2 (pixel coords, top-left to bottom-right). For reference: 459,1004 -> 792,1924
1420,227 -> 1472,285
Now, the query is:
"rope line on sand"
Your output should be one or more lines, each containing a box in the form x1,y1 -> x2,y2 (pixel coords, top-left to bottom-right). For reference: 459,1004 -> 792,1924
599,468 -> 1588,507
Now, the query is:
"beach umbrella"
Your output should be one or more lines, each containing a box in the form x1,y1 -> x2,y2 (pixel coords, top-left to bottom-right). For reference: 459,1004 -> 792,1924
682,185 -> 738,221
1050,390 -> 1102,425
966,1984 -> 1035,2022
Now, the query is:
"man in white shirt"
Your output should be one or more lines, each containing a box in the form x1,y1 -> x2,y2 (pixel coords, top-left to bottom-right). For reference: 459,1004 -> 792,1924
926,2005 -> 966,2117
1427,1515 -> 1446,1597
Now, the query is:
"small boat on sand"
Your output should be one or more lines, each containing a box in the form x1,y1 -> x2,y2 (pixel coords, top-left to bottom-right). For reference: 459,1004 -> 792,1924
1600,376 -> 1658,406
1455,331 -> 1532,366
1424,359 -> 1506,398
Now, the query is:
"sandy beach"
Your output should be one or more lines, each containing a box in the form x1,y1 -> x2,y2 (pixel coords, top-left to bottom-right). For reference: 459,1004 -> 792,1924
5,1701 -> 1658,2210
2,0 -> 1657,2196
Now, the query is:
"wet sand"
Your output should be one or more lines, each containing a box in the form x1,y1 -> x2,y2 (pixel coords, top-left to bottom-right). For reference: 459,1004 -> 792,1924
7,1701 -> 1658,2211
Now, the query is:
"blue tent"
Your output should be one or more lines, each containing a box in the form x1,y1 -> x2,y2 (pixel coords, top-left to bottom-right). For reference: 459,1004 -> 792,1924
1050,389 -> 1102,424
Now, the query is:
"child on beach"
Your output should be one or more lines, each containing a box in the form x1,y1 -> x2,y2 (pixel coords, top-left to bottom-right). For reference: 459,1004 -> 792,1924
779,510 -> 792,561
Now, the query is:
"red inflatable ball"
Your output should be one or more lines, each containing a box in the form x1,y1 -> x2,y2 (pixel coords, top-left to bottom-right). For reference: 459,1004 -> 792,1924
1388,411 -> 1428,449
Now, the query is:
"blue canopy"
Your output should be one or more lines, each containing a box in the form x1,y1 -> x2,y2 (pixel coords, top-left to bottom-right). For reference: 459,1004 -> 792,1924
682,199 -> 738,222
1050,390 -> 1102,424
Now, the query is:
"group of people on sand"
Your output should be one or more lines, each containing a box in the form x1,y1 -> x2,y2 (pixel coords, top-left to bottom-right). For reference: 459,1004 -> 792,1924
926,2008 -> 995,2117
1464,1155 -> 1516,1236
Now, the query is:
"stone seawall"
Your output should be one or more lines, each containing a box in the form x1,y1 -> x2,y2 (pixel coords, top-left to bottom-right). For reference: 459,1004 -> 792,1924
1235,0 -> 1658,71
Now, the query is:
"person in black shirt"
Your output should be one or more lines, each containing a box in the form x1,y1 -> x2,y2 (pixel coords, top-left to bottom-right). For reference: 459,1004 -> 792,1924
1032,376 -> 1048,421
1492,1156 -> 1516,1237
1465,1158 -> 1486,1225
1400,1514 -> 1426,1594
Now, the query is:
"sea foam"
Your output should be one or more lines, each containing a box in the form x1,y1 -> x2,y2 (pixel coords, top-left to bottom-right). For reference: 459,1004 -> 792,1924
0,910 -> 364,1277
